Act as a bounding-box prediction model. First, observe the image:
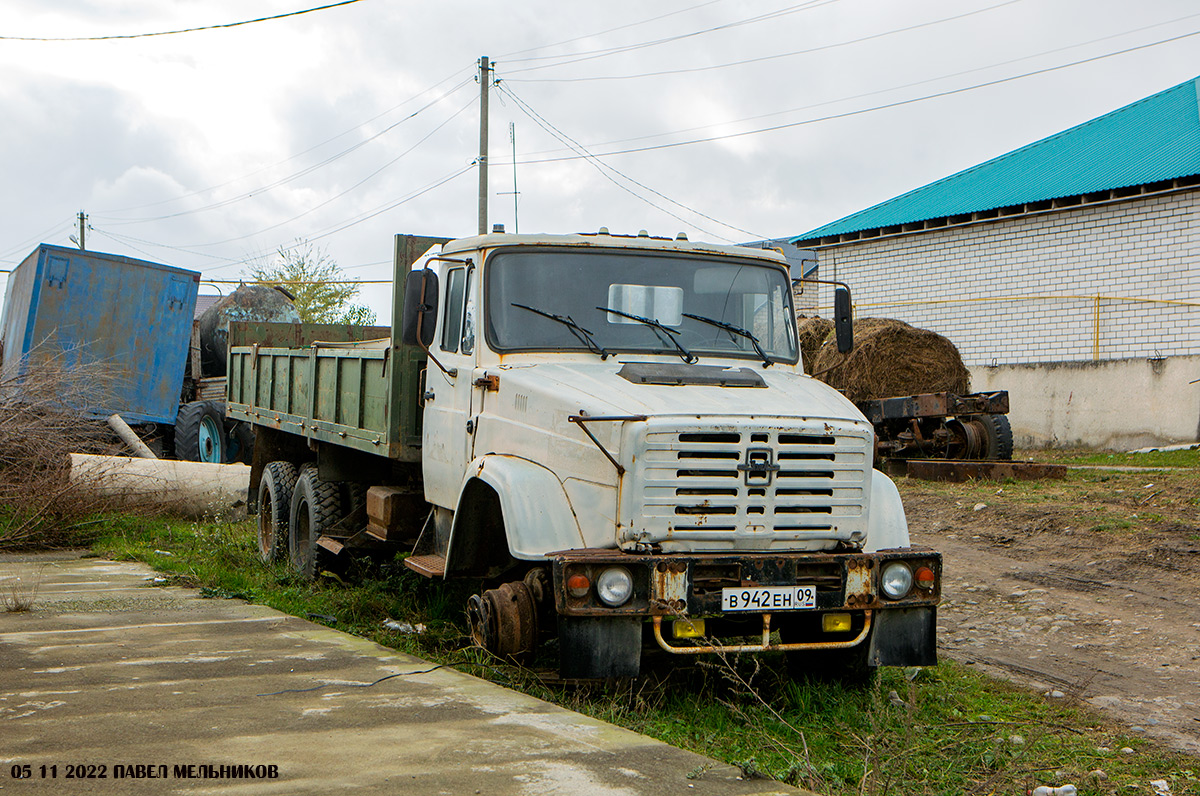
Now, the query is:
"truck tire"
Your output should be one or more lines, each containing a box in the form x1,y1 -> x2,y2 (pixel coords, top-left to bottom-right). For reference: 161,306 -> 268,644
288,465 -> 344,580
257,461 -> 298,563
175,401 -> 226,463
980,413 -> 1014,460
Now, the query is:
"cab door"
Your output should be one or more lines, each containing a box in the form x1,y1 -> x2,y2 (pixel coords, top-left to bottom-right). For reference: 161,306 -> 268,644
421,264 -> 478,509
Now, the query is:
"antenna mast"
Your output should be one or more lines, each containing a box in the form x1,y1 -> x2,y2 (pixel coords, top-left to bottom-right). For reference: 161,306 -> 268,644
510,122 -> 519,233
496,122 -> 520,233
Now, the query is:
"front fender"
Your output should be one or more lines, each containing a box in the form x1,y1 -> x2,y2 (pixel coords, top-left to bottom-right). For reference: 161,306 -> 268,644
451,455 -> 585,561
865,470 -> 910,551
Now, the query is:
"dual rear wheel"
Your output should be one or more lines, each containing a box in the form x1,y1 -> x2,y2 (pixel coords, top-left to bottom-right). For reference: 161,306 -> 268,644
256,461 -> 352,580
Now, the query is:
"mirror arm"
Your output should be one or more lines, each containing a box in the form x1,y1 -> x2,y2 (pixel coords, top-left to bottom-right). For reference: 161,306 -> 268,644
793,276 -> 851,292
413,268 -> 456,378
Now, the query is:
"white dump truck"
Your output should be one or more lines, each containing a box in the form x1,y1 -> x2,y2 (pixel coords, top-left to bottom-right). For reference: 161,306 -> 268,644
226,230 -> 940,679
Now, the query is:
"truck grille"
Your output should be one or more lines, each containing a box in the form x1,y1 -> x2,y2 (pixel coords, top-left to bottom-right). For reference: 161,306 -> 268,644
627,422 -> 871,549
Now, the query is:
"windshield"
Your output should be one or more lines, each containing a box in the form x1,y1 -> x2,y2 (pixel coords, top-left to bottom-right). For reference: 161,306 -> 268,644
486,249 -> 798,363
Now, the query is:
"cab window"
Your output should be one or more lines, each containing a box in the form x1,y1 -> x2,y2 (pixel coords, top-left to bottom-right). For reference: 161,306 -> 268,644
441,267 -> 466,353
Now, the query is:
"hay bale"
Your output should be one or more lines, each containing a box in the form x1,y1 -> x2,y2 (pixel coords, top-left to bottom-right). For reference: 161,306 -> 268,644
796,316 -> 834,374
810,317 -> 970,402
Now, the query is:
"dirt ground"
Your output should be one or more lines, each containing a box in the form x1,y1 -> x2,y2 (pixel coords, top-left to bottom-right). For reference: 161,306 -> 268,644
898,461 -> 1200,756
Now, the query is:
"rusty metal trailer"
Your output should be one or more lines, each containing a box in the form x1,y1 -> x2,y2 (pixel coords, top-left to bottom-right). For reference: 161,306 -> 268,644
857,390 -> 1012,463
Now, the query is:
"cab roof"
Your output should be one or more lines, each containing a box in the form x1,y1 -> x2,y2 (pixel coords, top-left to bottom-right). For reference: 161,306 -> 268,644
440,230 -> 789,266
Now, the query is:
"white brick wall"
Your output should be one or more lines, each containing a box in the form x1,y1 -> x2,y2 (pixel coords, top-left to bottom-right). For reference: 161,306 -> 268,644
810,189 -> 1200,366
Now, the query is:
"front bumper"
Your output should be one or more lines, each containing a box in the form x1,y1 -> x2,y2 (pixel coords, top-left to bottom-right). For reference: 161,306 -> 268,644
551,547 -> 940,657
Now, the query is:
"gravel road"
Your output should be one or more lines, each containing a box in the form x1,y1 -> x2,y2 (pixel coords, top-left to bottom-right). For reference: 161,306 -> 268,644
900,469 -> 1200,756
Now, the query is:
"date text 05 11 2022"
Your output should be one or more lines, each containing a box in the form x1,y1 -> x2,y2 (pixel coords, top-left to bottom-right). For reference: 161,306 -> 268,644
10,763 -> 280,780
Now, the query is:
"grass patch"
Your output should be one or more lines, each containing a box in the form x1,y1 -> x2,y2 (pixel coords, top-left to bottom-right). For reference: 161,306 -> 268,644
91,514 -> 1200,795
1029,447 -> 1200,469
897,458 -> 1199,540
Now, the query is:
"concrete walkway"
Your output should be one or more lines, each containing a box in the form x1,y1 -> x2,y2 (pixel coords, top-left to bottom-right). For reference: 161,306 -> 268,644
0,553 -> 805,795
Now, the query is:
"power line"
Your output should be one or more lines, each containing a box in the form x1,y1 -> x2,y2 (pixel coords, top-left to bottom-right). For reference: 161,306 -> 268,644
0,221 -> 73,261
498,83 -> 763,242
299,165 -> 477,245
183,95 -> 478,248
204,278 -> 392,285
508,24 -> 1200,166
90,162 -> 471,278
99,78 -> 475,225
198,164 -> 476,274
1,0 -> 373,42
497,0 -> 730,61
506,8 -> 1200,162
94,68 -> 473,217
91,228 -> 251,265
505,0 -> 1024,83
501,0 -> 836,71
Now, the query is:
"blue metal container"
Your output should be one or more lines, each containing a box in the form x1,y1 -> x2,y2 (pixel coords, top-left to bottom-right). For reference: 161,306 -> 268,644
0,244 -> 200,425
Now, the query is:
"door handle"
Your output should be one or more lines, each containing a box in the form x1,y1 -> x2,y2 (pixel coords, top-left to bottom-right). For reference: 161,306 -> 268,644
423,390 -> 435,402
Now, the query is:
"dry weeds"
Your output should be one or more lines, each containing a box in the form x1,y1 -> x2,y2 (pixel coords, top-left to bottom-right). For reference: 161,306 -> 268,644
1,566 -> 43,612
0,345 -> 126,549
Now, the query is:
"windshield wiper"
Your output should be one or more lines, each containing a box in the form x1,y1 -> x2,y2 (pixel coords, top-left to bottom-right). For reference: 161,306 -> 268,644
683,312 -> 773,367
595,306 -> 698,364
511,302 -> 610,359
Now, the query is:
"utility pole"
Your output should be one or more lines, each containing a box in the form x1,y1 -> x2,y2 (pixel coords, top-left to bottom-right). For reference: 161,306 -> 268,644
477,55 -> 491,236
76,211 -> 87,250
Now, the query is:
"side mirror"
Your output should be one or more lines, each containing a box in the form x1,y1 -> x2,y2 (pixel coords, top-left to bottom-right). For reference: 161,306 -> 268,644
834,285 -> 853,353
401,268 -> 438,347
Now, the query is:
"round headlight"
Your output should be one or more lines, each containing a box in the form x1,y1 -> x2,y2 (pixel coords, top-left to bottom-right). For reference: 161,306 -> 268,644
595,566 -> 634,607
880,562 -> 913,600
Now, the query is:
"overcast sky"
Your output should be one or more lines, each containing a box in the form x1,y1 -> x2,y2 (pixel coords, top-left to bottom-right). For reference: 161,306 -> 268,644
1,0 -> 1197,320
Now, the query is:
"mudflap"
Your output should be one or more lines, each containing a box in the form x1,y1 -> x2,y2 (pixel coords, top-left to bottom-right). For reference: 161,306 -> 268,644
868,606 -> 937,667
558,616 -> 642,679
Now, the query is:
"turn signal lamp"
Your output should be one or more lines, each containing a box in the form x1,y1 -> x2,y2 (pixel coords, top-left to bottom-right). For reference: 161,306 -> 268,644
672,619 -> 705,639
915,565 -> 936,589
566,573 -> 590,598
822,613 -> 852,633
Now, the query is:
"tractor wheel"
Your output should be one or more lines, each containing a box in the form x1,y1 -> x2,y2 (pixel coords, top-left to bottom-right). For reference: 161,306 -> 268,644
174,401 -> 226,463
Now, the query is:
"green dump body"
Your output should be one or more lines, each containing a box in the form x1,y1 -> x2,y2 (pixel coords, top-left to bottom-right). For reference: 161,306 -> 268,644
225,321 -> 424,463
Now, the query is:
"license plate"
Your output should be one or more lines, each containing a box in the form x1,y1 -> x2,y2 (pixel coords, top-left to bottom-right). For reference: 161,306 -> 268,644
721,585 -> 816,612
